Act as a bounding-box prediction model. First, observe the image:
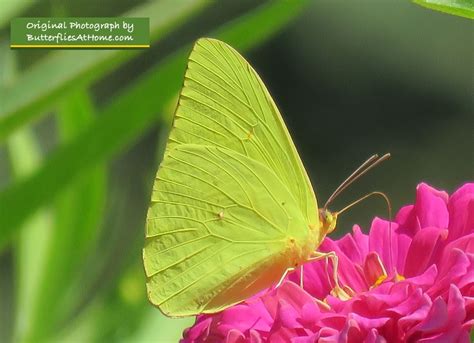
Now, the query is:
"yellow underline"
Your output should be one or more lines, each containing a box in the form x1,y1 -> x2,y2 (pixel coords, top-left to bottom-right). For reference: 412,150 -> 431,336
10,44 -> 150,48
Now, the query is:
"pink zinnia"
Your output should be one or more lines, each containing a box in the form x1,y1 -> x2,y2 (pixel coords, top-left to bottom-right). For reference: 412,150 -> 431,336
182,183 -> 474,342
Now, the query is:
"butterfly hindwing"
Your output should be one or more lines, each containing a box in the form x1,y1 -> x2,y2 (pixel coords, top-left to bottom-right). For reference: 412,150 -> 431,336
144,144 -> 307,316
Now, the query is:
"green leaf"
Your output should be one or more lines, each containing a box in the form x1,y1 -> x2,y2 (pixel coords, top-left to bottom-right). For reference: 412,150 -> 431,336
9,129 -> 53,343
53,262 -> 190,343
0,0 -> 209,142
0,0 -> 309,249
88,263 -> 149,342
413,0 -> 474,19
0,0 -> 32,28
2,40 -> 51,343
18,89 -> 106,342
9,88 -> 106,342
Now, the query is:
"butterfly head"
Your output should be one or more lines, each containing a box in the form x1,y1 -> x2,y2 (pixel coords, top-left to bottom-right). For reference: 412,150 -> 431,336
319,208 -> 338,235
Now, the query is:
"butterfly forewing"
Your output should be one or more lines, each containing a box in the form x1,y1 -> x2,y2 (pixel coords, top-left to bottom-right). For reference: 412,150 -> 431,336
169,38 -> 318,224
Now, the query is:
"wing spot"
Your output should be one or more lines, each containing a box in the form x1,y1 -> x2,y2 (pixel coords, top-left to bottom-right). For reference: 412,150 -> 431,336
287,237 -> 296,247
243,123 -> 258,141
217,211 -> 224,220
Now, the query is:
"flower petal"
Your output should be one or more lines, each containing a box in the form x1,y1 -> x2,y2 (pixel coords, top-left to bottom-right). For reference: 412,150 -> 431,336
398,294 -> 432,336
300,302 -> 321,324
250,330 -> 262,343
181,183 -> 473,343
226,329 -> 245,343
417,329 -> 469,343
363,328 -> 388,343
388,287 -> 428,316
267,326 -> 300,343
447,183 -> 474,242
413,297 -> 448,333
339,318 -> 364,342
276,281 -> 315,313
338,231 -> 365,264
404,227 -> 448,277
404,264 -> 437,289
446,285 -> 466,326
321,238 -> 368,292
352,225 -> 370,256
429,248 -> 470,299
363,251 -> 387,287
291,333 -> 319,343
277,299 -> 302,329
290,260 -> 332,299
368,218 -> 399,273
443,233 -> 474,257
220,303 -> 271,333
395,204 -> 420,236
350,312 -> 390,330
181,317 -> 212,342
317,327 -> 340,343
414,183 -> 449,229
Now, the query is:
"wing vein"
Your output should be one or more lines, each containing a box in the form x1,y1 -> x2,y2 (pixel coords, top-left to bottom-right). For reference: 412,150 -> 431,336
180,89 -> 279,172
147,242 -> 216,277
153,189 -> 223,208
145,228 -> 198,238
156,246 -> 269,307
150,234 -> 211,255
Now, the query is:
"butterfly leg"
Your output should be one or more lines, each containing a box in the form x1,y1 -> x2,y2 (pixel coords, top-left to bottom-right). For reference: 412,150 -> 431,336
300,265 -> 304,289
309,251 -> 352,300
275,267 -> 295,288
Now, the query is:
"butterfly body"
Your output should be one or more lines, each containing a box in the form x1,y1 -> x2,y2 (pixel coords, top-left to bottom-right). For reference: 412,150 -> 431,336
143,38 -> 336,317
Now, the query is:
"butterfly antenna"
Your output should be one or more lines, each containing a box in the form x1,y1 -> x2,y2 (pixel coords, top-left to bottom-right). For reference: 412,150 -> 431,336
337,191 -> 391,219
323,153 -> 391,210
336,191 -> 394,273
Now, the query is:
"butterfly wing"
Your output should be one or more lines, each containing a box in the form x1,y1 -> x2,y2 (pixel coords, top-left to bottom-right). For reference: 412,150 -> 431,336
144,144 -> 308,316
168,38 -> 318,224
144,38 -> 319,316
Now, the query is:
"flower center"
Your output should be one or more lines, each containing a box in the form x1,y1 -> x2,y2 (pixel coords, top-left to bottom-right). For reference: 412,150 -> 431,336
373,274 -> 388,287
394,272 -> 405,282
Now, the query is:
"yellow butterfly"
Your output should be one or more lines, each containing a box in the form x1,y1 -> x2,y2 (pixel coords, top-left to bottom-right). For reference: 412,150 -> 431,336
143,38 -> 389,317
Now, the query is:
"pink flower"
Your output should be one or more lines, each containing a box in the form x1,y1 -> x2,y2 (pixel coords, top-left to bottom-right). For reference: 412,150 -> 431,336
181,183 -> 474,342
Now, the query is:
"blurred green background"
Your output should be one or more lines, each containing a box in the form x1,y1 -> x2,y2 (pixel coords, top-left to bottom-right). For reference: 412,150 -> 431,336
0,0 -> 472,342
